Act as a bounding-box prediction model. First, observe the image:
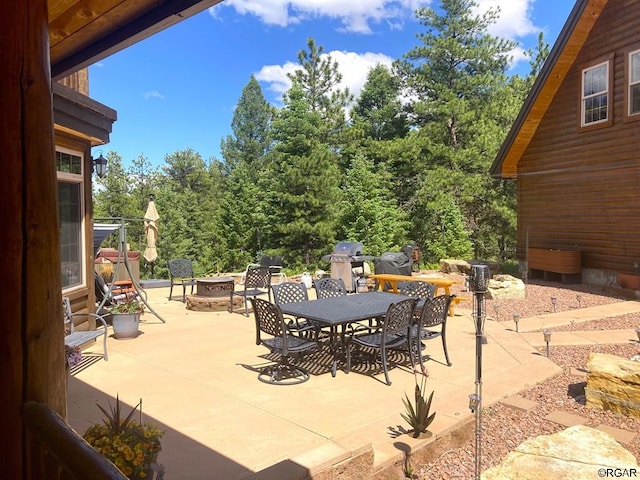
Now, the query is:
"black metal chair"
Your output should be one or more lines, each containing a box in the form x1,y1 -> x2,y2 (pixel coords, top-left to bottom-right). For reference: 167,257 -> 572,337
272,282 -> 323,340
347,298 -> 417,386
313,277 -> 347,299
167,258 -> 197,302
232,266 -> 271,316
399,280 -> 436,319
260,255 -> 287,284
411,295 -> 454,367
251,298 -> 319,385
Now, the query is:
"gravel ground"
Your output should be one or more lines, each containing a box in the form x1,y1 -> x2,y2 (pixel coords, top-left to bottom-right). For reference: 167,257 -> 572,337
411,274 -> 640,479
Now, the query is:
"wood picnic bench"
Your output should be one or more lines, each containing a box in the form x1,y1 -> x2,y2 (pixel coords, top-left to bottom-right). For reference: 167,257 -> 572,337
63,297 -> 109,362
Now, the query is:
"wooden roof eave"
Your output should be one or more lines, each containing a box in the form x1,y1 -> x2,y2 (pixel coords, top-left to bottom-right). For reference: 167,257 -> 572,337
489,0 -> 609,179
50,0 -> 222,81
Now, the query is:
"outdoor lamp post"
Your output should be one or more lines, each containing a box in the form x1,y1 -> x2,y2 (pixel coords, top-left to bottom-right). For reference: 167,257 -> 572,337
93,152 -> 108,178
551,296 -> 557,313
513,313 -> 520,333
543,329 -> 552,357
469,264 -> 490,480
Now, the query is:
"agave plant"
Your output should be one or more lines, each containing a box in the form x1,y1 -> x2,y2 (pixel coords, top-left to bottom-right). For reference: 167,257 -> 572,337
401,365 -> 436,438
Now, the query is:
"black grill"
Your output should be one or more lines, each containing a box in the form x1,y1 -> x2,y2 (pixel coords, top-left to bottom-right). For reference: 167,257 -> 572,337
374,245 -> 419,276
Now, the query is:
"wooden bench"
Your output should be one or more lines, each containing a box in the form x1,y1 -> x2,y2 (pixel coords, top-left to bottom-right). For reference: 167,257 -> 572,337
63,297 -> 109,362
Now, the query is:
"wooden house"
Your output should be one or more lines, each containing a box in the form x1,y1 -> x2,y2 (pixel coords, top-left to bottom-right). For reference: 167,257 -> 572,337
54,73 -> 117,321
0,1 -> 221,477
490,0 -> 640,288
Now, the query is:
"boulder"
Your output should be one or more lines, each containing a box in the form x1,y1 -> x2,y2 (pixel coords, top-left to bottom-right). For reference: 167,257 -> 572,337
440,259 -> 470,274
586,352 -> 640,419
482,425 -> 638,480
486,274 -> 526,300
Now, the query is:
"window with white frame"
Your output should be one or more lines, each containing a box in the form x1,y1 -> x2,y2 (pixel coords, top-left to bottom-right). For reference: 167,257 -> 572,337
581,61 -> 609,126
57,148 -> 85,290
628,49 -> 640,116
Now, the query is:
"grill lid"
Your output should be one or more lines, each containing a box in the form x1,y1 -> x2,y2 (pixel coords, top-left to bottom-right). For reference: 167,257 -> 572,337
332,241 -> 364,256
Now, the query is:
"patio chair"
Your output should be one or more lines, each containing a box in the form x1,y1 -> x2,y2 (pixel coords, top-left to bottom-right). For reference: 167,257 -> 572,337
64,297 -> 109,362
411,294 -> 454,368
313,277 -> 347,299
347,297 -> 417,386
251,298 -> 319,385
232,266 -> 272,316
261,255 -> 287,284
167,258 -> 197,302
398,280 -> 436,319
271,282 -> 322,340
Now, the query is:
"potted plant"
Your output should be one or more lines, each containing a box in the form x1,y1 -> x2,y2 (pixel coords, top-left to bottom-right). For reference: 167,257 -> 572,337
111,295 -> 144,339
83,395 -> 163,479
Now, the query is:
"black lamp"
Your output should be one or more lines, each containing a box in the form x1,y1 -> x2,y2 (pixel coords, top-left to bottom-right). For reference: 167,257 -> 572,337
92,153 -> 108,178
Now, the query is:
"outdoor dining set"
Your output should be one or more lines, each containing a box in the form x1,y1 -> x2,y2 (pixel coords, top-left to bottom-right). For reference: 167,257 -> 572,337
245,271 -> 455,386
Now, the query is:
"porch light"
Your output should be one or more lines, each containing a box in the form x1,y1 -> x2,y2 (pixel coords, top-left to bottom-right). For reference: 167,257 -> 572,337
513,313 -> 520,333
93,153 -> 108,178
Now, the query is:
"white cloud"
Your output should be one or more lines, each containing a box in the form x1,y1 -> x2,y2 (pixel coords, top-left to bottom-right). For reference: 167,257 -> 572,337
238,0 -> 543,98
143,91 -> 165,100
212,0 -> 431,34
255,50 -> 393,103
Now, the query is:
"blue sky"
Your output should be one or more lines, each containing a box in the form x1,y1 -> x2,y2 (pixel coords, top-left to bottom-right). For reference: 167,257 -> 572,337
88,0 -> 576,167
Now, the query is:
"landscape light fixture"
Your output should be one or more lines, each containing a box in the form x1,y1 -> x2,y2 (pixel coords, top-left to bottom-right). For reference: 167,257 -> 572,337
513,313 -> 520,333
92,152 -> 108,178
636,327 -> 640,343
543,329 -> 552,357
493,303 -> 500,322
468,393 -> 480,413
550,297 -> 557,313
576,294 -> 582,309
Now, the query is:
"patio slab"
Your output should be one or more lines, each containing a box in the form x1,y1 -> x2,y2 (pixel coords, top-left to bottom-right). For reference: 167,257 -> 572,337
66,286 -> 640,479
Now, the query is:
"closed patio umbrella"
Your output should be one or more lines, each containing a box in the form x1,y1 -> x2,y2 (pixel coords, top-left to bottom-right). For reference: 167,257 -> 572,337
143,194 -> 159,277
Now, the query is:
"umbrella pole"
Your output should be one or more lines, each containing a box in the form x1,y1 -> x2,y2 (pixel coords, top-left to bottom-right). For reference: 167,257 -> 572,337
118,218 -> 167,323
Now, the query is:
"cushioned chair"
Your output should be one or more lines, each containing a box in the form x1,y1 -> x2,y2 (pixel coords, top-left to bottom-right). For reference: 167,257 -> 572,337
347,298 -> 417,386
232,266 -> 271,316
251,298 -> 319,385
411,295 -> 454,367
313,277 -> 347,299
167,258 -> 197,302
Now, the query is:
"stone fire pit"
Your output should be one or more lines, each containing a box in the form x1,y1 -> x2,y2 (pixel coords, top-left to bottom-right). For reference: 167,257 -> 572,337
186,276 -> 240,312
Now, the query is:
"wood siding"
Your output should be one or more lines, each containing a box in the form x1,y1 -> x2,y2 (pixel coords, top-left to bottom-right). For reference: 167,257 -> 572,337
518,0 -> 640,275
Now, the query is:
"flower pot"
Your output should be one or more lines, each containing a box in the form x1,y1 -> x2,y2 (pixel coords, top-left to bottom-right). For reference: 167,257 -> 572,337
618,273 -> 640,290
112,313 -> 140,339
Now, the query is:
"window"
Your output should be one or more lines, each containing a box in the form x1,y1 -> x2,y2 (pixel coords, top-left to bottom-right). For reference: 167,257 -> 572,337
628,49 -> 640,116
57,149 -> 85,290
581,61 -> 609,126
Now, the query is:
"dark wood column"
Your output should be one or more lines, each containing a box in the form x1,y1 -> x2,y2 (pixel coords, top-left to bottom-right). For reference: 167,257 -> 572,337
0,1 -> 65,477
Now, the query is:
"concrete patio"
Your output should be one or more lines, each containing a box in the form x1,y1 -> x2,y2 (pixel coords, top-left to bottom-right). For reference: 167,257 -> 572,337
66,286 -> 640,479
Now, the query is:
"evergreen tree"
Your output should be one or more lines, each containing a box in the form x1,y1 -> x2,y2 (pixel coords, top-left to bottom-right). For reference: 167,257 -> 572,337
219,76 -> 274,269
267,85 -> 341,267
336,152 -> 408,256
395,0 -> 520,260
351,64 -> 408,141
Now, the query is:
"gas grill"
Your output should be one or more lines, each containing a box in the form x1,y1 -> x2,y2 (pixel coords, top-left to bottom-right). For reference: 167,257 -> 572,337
322,241 -> 376,292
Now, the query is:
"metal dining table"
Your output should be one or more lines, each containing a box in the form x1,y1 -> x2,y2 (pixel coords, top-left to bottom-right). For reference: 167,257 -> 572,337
279,291 -> 411,376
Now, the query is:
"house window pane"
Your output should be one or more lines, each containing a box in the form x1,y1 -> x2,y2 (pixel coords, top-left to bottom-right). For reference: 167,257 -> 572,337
630,51 -> 640,115
582,62 -> 608,125
56,151 -> 82,174
59,182 -> 82,288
